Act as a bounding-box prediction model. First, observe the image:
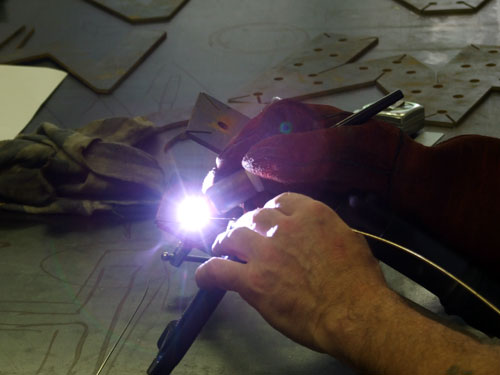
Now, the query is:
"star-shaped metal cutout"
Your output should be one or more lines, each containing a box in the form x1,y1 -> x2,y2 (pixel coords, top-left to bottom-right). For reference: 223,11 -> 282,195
395,0 -> 491,15
228,33 -> 378,107
85,0 -> 189,23
308,44 -> 500,127
229,38 -> 500,127
0,0 -> 166,93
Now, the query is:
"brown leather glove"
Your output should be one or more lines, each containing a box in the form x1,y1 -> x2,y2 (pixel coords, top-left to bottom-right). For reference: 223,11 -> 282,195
210,100 -> 500,272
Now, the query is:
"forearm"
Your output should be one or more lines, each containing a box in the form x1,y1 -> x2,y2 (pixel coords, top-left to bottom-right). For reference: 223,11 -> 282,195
318,286 -> 500,374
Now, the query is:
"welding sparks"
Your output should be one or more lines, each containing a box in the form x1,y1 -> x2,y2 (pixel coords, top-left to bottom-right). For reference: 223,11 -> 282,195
177,196 -> 211,231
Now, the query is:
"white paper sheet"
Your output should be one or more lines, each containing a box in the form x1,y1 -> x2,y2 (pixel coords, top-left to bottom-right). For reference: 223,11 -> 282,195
0,64 -> 67,141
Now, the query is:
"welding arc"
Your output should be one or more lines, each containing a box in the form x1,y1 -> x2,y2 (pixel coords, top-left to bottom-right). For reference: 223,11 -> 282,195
352,228 -> 500,317
156,217 -> 236,224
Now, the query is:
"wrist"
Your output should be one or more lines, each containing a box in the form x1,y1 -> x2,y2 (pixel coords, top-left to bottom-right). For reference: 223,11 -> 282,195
314,284 -> 400,364
313,275 -> 500,375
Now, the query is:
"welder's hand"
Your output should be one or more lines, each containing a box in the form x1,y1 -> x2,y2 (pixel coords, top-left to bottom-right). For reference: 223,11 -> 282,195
211,100 -> 331,180
206,99 -> 500,273
195,192 -> 389,354
205,99 -> 415,203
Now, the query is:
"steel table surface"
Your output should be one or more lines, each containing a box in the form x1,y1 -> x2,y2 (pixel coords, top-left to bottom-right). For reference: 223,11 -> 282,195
1,0 -> 500,374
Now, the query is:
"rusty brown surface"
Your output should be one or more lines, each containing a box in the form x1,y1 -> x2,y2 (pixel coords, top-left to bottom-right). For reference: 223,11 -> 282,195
395,0 -> 491,14
0,0 -> 166,94
229,42 -> 500,127
86,0 -> 189,23
228,33 -> 378,111
187,93 -> 250,153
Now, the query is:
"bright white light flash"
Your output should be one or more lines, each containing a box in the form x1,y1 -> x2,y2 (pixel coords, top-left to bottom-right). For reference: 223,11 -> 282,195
177,196 -> 211,231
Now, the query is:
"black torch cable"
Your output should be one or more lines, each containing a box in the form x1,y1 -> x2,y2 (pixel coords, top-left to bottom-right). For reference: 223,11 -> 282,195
147,287 -> 226,375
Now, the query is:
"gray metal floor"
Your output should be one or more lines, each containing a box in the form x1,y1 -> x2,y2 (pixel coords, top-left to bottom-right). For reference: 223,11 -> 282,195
2,0 -> 500,374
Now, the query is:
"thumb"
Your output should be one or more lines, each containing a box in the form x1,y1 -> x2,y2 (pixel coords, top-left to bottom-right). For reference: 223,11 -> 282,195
242,121 -> 405,195
242,128 -> 337,185
215,100 -> 327,180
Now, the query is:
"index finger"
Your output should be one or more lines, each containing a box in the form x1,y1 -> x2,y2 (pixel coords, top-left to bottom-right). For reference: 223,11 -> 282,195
212,226 -> 265,261
195,257 -> 247,292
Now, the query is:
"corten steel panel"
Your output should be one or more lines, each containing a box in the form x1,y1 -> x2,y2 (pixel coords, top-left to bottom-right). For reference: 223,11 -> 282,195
0,0 -> 166,93
86,0 -> 189,23
396,0 -> 491,15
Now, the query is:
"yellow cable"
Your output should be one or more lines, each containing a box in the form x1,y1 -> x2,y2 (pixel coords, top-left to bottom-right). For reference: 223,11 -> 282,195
351,228 -> 500,317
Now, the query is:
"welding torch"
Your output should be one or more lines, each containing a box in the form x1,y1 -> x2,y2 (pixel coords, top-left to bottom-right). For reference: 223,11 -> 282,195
147,89 -> 403,375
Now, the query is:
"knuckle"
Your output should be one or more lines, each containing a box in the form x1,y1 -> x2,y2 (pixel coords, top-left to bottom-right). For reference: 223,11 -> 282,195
247,268 -> 268,295
276,216 -> 295,232
252,207 -> 274,223
266,192 -> 287,207
265,192 -> 303,210
275,191 -> 299,202
195,259 -> 217,286
307,199 -> 335,219
251,207 -> 266,221
307,199 -> 327,212
211,232 -> 228,255
202,257 -> 219,276
227,226 -> 249,242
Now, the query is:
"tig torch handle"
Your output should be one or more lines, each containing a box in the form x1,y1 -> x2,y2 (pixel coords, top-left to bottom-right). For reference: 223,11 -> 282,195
147,287 -> 226,375
330,89 -> 404,128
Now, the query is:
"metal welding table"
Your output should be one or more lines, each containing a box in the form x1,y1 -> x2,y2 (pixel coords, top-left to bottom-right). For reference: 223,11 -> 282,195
2,0 -> 500,373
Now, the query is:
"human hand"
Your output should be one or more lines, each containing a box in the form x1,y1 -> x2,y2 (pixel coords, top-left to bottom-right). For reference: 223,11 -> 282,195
204,99 -> 414,206
195,192 -> 388,354
202,99 -> 331,207
210,100 -> 330,180
197,195 -> 500,375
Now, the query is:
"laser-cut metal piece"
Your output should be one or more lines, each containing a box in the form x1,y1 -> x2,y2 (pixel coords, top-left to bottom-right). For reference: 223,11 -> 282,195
0,0 -> 166,93
0,26 -> 165,94
86,0 -> 189,23
230,42 -> 500,127
228,33 -> 378,108
187,93 -> 249,153
395,0 -> 491,15
348,45 -> 500,127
